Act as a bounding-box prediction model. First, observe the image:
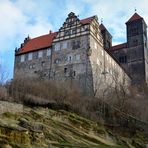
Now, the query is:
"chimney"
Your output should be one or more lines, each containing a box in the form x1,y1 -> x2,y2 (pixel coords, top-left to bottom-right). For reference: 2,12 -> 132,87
49,30 -> 52,34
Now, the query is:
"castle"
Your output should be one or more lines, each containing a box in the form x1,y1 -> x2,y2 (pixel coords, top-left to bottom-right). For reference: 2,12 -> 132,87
14,12 -> 148,96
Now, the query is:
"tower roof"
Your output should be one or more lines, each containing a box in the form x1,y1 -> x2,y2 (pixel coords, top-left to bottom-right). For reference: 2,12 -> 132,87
126,12 -> 143,24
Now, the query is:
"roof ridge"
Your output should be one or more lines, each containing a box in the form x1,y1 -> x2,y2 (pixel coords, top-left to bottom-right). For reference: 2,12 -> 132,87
29,32 -> 57,41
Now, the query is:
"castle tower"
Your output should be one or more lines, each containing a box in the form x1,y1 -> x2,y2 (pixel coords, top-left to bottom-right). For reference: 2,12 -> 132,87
126,12 -> 148,84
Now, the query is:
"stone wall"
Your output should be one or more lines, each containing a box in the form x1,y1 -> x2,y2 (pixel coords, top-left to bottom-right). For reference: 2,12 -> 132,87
0,101 -> 23,114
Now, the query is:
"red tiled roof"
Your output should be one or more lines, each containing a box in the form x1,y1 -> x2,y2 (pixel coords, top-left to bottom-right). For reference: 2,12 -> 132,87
16,32 -> 57,55
110,43 -> 127,51
126,13 -> 143,23
80,16 -> 95,24
16,16 -> 95,55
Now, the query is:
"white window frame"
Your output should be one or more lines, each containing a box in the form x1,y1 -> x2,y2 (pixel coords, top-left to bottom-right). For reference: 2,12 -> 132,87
28,53 -> 32,61
38,51 -> 43,58
20,55 -> 25,62
55,43 -> 60,51
47,48 -> 51,56
67,55 -> 72,62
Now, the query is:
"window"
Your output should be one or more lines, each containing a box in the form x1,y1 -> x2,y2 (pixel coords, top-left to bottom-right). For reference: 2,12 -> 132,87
38,51 -> 43,58
55,43 -> 60,51
76,55 -> 80,61
68,56 -> 72,61
20,55 -> 25,62
61,42 -> 67,50
32,64 -> 35,68
64,68 -> 67,74
29,65 -> 32,69
119,56 -> 127,63
54,59 -> 61,64
28,53 -> 32,60
29,64 -> 35,69
77,28 -> 80,33
47,49 -> 51,56
73,71 -> 76,76
41,61 -> 45,67
72,40 -> 81,49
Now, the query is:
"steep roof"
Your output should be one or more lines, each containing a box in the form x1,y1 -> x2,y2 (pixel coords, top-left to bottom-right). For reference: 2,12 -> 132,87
126,12 -> 143,24
110,43 -> 127,51
80,16 -> 95,24
16,32 -> 57,55
16,16 -> 95,55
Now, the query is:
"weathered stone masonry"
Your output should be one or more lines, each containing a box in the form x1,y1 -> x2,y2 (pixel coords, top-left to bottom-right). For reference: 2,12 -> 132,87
15,12 -> 143,95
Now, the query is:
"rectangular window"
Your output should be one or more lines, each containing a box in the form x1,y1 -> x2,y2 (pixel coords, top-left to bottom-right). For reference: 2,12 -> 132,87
73,71 -> 76,76
28,53 -> 32,60
47,49 -> 51,56
72,40 -> 81,49
64,68 -> 67,74
55,43 -> 60,51
20,55 -> 25,62
76,55 -> 80,61
119,56 -> 127,63
38,51 -> 43,58
41,61 -> 45,67
68,55 -> 72,61
61,42 -> 67,50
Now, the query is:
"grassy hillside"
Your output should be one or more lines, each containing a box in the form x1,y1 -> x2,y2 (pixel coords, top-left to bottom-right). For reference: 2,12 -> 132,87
0,103 -> 147,148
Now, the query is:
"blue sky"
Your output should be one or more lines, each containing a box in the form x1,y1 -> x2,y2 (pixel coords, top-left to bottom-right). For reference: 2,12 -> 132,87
1,0 -> 148,80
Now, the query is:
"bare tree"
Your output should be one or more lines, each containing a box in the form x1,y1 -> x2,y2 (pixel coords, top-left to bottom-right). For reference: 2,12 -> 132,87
0,63 -> 9,85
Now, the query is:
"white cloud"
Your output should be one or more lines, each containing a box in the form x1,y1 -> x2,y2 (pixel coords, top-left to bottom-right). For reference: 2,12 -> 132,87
1,0 -> 148,79
0,0 -> 53,53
